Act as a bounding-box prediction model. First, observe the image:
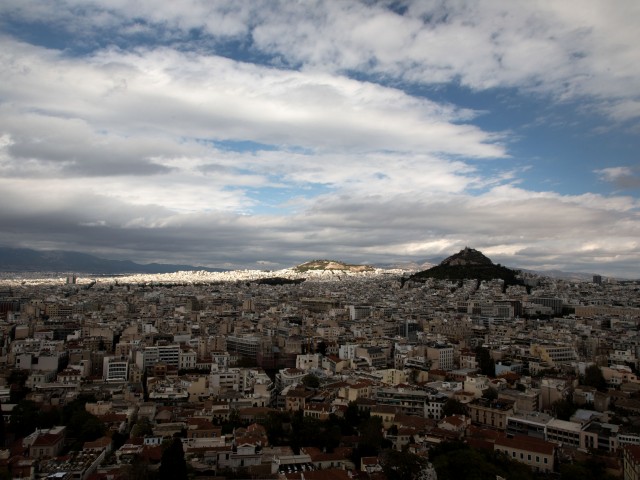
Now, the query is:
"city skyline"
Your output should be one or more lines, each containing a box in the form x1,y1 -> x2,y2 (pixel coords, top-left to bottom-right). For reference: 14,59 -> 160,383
1,1 -> 639,277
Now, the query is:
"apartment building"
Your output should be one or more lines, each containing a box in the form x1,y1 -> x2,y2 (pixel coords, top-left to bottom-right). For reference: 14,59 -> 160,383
468,398 -> 515,430
374,387 -> 430,417
426,344 -> 454,371
624,445 -> 640,480
103,356 -> 129,382
494,435 -> 555,473
530,344 -> 576,366
135,344 -> 181,370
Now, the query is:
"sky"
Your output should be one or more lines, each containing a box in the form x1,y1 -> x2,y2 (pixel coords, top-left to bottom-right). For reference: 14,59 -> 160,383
1,1 -> 639,277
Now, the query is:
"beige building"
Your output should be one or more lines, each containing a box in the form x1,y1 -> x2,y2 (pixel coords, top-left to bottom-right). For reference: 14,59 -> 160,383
530,344 -> 576,366
467,398 -> 514,430
370,405 -> 397,429
378,368 -> 408,386
24,426 -> 66,459
602,365 -> 639,387
540,377 -> 573,411
463,374 -> 490,398
494,435 -> 555,472
498,388 -> 540,413
339,380 -> 373,402
624,445 -> 640,480
426,344 -> 454,371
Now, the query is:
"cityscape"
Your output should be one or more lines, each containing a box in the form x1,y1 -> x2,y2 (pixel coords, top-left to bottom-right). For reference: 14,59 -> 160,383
1,0 -> 639,479
0,248 -> 638,479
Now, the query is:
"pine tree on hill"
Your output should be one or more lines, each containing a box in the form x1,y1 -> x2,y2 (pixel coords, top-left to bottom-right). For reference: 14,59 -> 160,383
158,437 -> 187,480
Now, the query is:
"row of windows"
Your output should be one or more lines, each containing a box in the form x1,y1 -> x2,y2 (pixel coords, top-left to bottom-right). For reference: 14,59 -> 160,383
499,449 -> 548,464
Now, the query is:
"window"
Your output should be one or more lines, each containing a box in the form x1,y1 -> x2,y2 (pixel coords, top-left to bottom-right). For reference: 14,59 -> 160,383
544,458 -> 548,464
536,456 -> 540,463
528,455 -> 531,461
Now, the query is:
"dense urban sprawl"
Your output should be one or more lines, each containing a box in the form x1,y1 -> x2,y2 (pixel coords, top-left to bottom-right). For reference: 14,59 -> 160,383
0,265 -> 639,479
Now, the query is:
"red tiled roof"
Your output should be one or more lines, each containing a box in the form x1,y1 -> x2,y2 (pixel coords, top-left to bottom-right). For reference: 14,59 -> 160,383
187,417 -> 216,429
31,433 -> 63,447
494,435 -> 555,455
303,446 -> 352,462
440,415 -> 466,427
98,413 -> 127,423
83,436 -> 112,450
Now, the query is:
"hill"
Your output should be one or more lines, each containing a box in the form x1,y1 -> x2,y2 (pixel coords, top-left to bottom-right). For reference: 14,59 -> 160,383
0,246 -> 225,274
293,259 -> 375,273
408,247 -> 522,286
440,247 -> 493,266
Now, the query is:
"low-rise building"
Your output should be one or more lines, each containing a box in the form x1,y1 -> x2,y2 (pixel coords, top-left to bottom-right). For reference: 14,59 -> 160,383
494,435 -> 555,472
468,398 -> 514,430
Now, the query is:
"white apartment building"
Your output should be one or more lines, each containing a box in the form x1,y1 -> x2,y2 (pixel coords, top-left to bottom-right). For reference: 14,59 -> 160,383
339,344 -> 358,360
103,356 -> 130,382
135,344 -> 181,370
296,353 -> 322,371
426,344 -> 454,371
211,351 -> 230,369
209,367 -> 241,394
179,349 -> 197,370
275,368 -> 307,392
348,305 -> 372,320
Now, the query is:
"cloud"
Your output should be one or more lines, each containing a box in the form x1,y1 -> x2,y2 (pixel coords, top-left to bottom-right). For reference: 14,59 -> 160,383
596,166 -> 640,190
0,37 -> 505,156
2,1 -> 638,120
0,1 -> 639,278
1,175 -> 638,277
0,36 -> 506,216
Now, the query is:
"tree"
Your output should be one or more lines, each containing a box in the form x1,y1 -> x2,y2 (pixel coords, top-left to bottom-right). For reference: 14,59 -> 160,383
442,398 -> 467,417
482,387 -> 498,401
559,456 -> 618,480
351,416 -> 388,466
381,450 -> 429,480
552,397 -> 577,421
475,347 -> 495,377
344,401 -> 365,431
302,373 -> 320,389
429,441 -> 535,480
9,400 -> 40,438
158,437 -> 187,480
584,364 -> 607,392
131,417 -> 154,438
7,370 -> 31,403
68,410 -> 106,450
61,395 -> 105,450
315,341 -> 328,356
221,408 -> 242,434
261,411 -> 292,446
124,453 -> 152,480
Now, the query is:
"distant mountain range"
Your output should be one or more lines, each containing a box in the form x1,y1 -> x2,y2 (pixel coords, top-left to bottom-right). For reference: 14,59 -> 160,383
0,247 -> 225,274
0,246 -> 607,280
